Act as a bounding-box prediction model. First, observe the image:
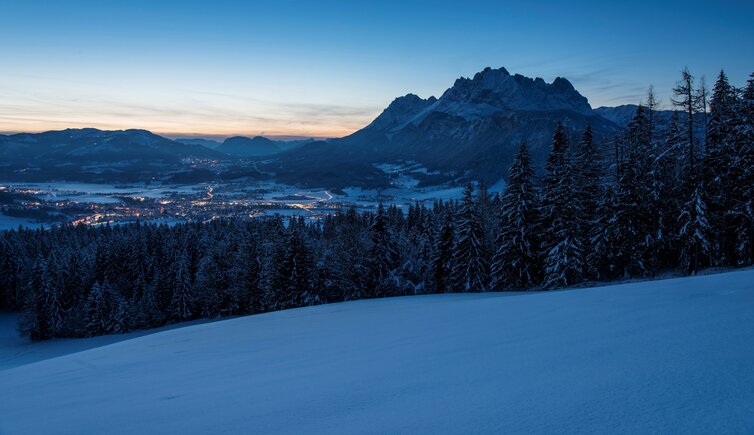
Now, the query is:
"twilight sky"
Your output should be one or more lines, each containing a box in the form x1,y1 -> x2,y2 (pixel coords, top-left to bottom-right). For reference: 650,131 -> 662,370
1,0 -> 752,139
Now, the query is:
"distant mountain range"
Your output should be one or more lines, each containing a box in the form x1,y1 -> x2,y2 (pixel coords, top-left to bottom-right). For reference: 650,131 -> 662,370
1,67 -> 696,187
174,136 -> 314,155
594,104 -> 707,139
0,129 -> 225,182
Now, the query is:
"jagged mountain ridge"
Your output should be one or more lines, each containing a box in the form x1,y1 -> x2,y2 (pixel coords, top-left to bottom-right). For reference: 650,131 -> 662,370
265,67 -> 622,187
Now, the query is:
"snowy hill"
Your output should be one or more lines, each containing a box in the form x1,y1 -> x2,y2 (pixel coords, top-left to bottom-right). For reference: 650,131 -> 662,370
2,270 -> 753,434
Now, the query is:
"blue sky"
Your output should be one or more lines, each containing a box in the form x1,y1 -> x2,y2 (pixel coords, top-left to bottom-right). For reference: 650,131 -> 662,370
1,0 -> 752,138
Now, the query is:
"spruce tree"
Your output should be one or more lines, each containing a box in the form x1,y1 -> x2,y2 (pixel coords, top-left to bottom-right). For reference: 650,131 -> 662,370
572,126 -> 602,279
490,142 -> 540,290
703,70 -> 739,265
678,187 -> 712,275
85,281 -> 117,336
451,184 -> 489,292
431,209 -> 455,293
615,105 -> 655,277
367,204 -> 399,296
170,248 -> 195,320
542,126 -> 584,288
281,224 -> 317,307
732,73 -> 754,265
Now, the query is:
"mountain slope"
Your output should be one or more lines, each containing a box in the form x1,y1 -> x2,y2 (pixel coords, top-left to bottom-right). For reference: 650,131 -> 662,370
0,128 -> 221,162
173,137 -> 222,149
0,128 -> 225,182
216,136 -> 281,157
266,67 -> 622,187
2,270 -> 753,434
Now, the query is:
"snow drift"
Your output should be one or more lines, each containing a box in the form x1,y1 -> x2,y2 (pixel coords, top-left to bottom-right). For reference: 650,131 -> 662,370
1,270 -> 753,434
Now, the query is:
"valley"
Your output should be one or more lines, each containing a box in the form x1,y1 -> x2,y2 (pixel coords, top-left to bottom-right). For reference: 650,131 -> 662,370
0,162 -> 504,228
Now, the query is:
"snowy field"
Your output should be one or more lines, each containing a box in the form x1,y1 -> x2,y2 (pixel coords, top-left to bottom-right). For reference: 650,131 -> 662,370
0,314 -> 217,371
1,270 -> 753,434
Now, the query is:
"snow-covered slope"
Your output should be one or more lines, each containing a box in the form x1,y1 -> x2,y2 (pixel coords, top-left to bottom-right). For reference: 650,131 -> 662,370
2,270 -> 754,434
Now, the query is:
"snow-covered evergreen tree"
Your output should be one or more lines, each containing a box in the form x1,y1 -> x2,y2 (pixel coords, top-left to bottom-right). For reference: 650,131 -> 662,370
451,184 -> 489,292
85,281 -> 119,336
490,142 -> 540,290
615,105 -> 656,277
540,125 -> 584,288
431,209 -> 455,293
703,70 -> 739,265
678,187 -> 712,275
280,222 -> 318,307
367,204 -> 399,296
170,248 -> 195,320
572,126 -> 603,279
732,73 -> 754,265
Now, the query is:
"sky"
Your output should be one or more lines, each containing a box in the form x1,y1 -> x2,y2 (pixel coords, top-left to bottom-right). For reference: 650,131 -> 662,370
1,0 -> 752,139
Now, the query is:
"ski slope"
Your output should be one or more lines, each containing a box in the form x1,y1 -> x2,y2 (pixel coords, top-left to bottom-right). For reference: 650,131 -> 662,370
1,270 -> 753,434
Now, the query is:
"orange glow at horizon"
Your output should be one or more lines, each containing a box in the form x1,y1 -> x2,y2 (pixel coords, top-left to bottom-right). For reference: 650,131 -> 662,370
0,114 -> 370,139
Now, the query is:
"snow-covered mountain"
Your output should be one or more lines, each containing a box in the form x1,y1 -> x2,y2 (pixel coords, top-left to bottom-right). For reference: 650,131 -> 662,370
266,67 -> 621,187
370,67 -> 593,132
2,269 -> 753,434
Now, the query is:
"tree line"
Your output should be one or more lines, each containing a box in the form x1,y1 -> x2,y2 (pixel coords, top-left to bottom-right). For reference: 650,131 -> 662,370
1,68 -> 752,341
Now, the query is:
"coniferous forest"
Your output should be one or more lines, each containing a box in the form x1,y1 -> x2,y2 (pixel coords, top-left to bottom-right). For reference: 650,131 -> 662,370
2,69 -> 753,341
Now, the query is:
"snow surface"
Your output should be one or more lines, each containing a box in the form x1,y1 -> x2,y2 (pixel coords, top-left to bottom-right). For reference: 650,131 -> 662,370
0,314 -> 216,371
1,270 -> 754,434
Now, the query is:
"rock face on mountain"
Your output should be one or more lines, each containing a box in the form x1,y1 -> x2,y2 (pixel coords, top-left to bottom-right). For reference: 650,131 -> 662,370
266,67 -> 621,187
216,136 -> 281,157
